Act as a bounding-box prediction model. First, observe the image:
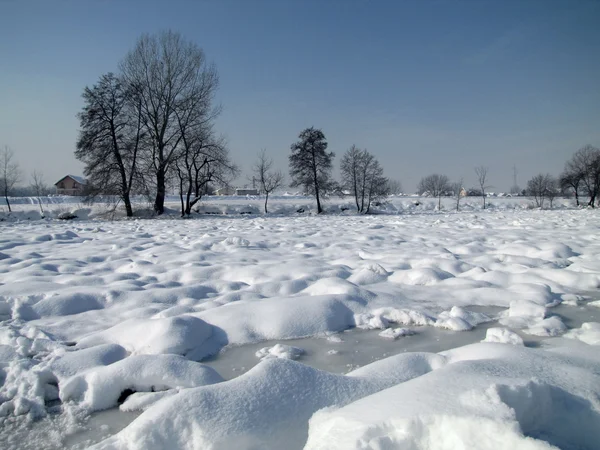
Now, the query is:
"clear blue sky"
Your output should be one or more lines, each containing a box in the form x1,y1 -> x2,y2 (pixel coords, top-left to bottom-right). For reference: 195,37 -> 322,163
1,0 -> 599,192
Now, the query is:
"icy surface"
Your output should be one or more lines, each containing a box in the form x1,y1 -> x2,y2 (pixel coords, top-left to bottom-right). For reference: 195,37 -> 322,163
1,201 -> 600,449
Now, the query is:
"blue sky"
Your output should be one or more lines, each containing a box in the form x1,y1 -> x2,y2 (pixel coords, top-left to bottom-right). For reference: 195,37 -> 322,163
1,0 -> 599,191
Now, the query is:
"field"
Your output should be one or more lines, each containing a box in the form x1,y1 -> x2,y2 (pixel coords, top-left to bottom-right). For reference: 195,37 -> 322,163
1,195 -> 599,449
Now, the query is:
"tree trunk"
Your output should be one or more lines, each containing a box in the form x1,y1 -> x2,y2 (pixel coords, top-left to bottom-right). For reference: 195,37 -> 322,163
574,189 -> 579,206
5,194 -> 11,213
154,168 -> 166,215
482,194 -> 486,210
438,195 -> 441,210
124,197 -> 133,217
264,192 -> 269,214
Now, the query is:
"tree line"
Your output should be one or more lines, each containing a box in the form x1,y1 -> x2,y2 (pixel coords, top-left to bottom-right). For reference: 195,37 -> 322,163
2,30 -> 599,216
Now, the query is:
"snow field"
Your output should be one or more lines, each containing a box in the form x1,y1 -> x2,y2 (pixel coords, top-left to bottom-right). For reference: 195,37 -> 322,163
1,204 -> 600,449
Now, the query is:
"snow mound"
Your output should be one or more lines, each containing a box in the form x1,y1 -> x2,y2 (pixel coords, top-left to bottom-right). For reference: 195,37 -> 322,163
389,267 -> 454,286
347,263 -> 389,285
197,295 -> 356,345
563,322 -> 600,345
255,343 -> 304,360
305,342 -> 600,450
219,236 -> 250,247
435,306 -> 493,331
77,315 -> 213,358
32,293 -> 104,317
60,354 -> 223,412
482,328 -> 524,346
90,357 -> 419,450
524,316 -> 567,337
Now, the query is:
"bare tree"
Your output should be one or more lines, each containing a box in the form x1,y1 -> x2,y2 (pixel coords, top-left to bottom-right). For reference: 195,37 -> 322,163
289,127 -> 334,214
546,176 -> 560,209
75,73 -> 144,217
364,157 -> 389,213
451,178 -> 464,212
417,174 -> 450,210
527,173 -> 556,208
30,170 -> 47,216
253,149 -> 284,213
563,145 -> 600,207
340,146 -> 389,213
474,166 -> 490,209
0,146 -> 21,212
340,145 -> 363,212
120,30 -> 220,215
559,168 -> 582,206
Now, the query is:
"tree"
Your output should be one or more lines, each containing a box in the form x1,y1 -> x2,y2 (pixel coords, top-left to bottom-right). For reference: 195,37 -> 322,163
545,176 -> 560,209
559,168 -> 582,206
451,179 -> 464,212
340,146 -> 389,213
0,146 -> 20,213
527,173 -> 554,208
289,127 -> 334,214
363,157 -> 389,213
30,170 -> 47,216
563,145 -> 600,207
75,73 -> 144,217
474,166 -> 490,209
120,30 -> 220,215
340,145 -> 363,212
253,149 -> 284,214
417,174 -> 450,210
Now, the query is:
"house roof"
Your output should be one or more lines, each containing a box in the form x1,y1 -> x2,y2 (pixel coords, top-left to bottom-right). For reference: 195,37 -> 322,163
54,175 -> 87,186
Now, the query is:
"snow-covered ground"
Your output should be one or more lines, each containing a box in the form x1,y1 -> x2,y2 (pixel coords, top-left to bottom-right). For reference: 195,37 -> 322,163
1,196 -> 599,449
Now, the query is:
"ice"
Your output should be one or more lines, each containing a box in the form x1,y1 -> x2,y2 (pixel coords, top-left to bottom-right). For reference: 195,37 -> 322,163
378,327 -> 415,339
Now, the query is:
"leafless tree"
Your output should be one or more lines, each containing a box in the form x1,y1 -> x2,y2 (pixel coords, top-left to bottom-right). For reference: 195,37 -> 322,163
545,176 -> 560,209
0,146 -> 21,212
474,166 -> 491,209
363,157 -> 389,213
417,174 -> 450,210
253,149 -> 284,214
75,73 -> 144,217
120,30 -> 220,215
527,173 -> 556,208
340,146 -> 389,213
30,170 -> 47,215
289,127 -> 334,214
340,145 -> 363,212
559,168 -> 582,206
451,178 -> 464,212
563,145 -> 600,207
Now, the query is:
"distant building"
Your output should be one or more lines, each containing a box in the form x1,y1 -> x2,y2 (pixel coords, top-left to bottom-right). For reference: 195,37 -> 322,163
214,186 -> 236,196
54,175 -> 87,196
235,188 -> 259,196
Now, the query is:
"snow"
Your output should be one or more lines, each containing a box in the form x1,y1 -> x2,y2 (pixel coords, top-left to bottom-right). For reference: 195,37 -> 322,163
255,343 -> 304,360
1,198 -> 600,449
60,354 -> 222,412
482,327 -> 524,345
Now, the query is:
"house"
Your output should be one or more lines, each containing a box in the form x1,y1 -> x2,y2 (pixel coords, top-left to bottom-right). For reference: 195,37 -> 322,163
235,188 -> 259,196
54,175 -> 87,196
214,186 -> 236,196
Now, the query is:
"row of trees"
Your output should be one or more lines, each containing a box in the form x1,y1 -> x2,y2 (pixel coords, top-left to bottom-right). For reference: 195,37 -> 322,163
412,145 -> 600,211
0,145 -> 52,214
